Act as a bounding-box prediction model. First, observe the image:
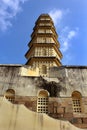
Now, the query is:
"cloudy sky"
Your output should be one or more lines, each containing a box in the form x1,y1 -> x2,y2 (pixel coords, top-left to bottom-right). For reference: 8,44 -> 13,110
0,0 -> 87,65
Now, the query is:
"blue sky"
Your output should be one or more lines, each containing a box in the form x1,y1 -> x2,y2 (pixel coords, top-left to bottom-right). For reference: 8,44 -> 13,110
0,0 -> 87,65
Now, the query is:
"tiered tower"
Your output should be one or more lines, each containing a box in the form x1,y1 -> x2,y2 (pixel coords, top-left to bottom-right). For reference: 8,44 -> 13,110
25,14 -> 62,76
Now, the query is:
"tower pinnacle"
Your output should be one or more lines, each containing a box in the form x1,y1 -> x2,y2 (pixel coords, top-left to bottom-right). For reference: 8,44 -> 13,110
25,14 -> 62,76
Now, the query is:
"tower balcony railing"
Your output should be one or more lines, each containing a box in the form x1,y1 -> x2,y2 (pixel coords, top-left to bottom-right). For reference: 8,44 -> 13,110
31,32 -> 56,38
26,56 -> 62,66
29,55 -> 60,60
29,41 -> 59,48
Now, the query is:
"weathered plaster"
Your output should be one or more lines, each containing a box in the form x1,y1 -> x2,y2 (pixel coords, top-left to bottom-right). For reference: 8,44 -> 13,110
0,65 -> 87,97
0,98 -> 86,130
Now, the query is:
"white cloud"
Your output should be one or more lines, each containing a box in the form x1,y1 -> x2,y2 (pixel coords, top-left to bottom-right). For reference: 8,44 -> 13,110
49,9 -> 63,25
0,0 -> 28,31
49,8 -> 69,27
48,8 -> 79,65
60,27 -> 78,52
49,9 -> 78,53
68,30 -> 76,39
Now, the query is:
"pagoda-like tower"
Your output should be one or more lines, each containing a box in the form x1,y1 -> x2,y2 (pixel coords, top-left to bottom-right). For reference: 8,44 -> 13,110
25,14 -> 62,76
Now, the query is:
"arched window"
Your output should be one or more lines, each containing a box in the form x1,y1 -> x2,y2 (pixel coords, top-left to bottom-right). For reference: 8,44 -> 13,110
4,89 -> 15,103
42,65 -> 47,74
72,91 -> 82,113
37,90 -> 49,114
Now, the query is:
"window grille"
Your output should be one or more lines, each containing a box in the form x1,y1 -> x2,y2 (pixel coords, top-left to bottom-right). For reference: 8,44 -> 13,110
72,91 -> 82,113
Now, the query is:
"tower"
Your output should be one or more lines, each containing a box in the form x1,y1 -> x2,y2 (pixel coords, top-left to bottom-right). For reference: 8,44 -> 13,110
25,14 -> 62,76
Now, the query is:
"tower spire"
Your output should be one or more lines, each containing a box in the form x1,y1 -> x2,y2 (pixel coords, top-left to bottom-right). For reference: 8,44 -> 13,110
25,14 -> 62,76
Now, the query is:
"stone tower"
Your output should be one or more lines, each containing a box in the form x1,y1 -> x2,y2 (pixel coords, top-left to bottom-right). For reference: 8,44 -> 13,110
25,14 -> 62,76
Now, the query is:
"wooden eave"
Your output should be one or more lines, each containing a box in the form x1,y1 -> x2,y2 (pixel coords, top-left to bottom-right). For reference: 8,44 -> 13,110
35,19 -> 53,26
31,32 -> 58,41
26,57 -> 62,66
36,14 -> 53,22
31,26 -> 58,39
53,44 -> 63,59
25,43 -> 62,59
29,33 -> 60,48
